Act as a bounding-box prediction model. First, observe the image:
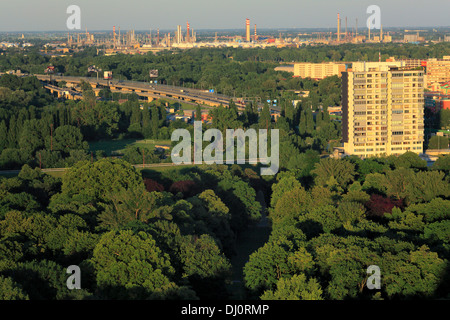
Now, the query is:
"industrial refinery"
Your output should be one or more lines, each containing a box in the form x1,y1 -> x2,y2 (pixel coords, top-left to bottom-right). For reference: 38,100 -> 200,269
25,14 -> 449,57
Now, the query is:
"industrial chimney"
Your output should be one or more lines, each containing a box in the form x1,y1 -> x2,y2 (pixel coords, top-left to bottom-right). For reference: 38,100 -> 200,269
337,13 -> 341,42
186,21 -> 190,43
246,18 -> 250,42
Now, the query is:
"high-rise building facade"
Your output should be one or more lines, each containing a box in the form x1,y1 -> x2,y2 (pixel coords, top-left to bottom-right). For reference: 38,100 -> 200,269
341,62 -> 425,158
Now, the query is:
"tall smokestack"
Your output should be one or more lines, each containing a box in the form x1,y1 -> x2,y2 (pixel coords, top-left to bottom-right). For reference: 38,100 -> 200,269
157,28 -> 160,46
337,13 -> 341,42
345,16 -> 348,39
246,18 -> 250,42
254,24 -> 257,41
380,24 -> 383,42
186,21 -> 190,43
113,26 -> 116,46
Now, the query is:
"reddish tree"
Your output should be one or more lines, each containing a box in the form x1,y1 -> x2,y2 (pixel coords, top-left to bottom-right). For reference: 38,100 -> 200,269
365,194 -> 404,217
169,180 -> 199,197
144,178 -> 164,193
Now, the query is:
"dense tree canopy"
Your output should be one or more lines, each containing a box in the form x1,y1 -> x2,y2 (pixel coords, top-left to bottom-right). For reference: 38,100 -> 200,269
1,43 -> 449,301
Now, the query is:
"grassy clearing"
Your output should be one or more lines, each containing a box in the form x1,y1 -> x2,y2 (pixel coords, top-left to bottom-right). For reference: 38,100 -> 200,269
89,138 -> 172,156
140,164 -> 199,174
44,170 -> 67,179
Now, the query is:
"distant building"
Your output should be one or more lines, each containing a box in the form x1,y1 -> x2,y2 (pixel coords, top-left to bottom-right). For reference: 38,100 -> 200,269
327,106 -> 342,114
386,57 -> 424,68
404,33 -> 425,43
382,34 -> 392,43
425,56 -> 450,90
424,91 -> 450,113
274,64 -> 295,73
293,62 -> 347,80
440,81 -> 450,95
341,61 -> 425,158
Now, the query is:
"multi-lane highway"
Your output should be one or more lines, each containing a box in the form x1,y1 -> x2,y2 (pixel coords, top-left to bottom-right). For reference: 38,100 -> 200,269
35,74 -> 264,110
1,71 -> 280,112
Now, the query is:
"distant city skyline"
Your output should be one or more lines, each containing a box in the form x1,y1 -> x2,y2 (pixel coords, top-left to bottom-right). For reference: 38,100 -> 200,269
0,0 -> 449,32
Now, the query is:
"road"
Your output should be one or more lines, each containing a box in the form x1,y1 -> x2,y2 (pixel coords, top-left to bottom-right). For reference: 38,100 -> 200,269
1,72 -> 281,112
35,74 -> 275,111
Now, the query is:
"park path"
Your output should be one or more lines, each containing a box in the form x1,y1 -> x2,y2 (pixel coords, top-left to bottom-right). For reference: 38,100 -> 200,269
0,162 -> 179,176
228,189 -> 271,299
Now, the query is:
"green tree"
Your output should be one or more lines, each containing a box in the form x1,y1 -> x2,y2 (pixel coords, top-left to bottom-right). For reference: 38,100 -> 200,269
259,103 -> 272,129
18,120 -> 45,156
91,229 -> 179,299
305,107 -> 314,135
244,240 -> 292,295
217,179 -> 261,230
0,259 -> 91,300
384,168 -> 415,200
80,80 -> 96,107
431,154 -> 450,173
98,187 -> 173,230
404,170 -> 450,204
7,116 -> 19,149
52,125 -> 88,154
122,146 -> 160,165
141,106 -> 152,138
0,120 -> 8,151
260,274 -> 323,300
271,186 -> 311,225
0,276 -> 29,300
298,110 -> 306,136
270,174 -> 302,208
179,234 -> 232,299
391,152 -> 427,170
195,104 -> 202,121
151,106 -> 160,138
439,109 -> 450,129
428,135 -> 449,150
55,158 -> 144,203
312,158 -> 356,189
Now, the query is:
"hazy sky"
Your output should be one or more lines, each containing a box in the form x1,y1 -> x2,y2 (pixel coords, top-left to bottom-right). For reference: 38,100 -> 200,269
0,0 -> 449,32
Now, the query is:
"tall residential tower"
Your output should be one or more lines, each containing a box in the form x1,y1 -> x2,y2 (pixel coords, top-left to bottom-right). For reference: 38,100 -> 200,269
341,62 -> 425,158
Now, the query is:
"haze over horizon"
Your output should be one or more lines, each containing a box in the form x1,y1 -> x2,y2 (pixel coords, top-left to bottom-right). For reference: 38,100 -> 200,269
0,0 -> 449,32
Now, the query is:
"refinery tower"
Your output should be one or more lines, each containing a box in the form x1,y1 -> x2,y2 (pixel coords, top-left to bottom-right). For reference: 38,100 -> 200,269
246,18 -> 250,42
